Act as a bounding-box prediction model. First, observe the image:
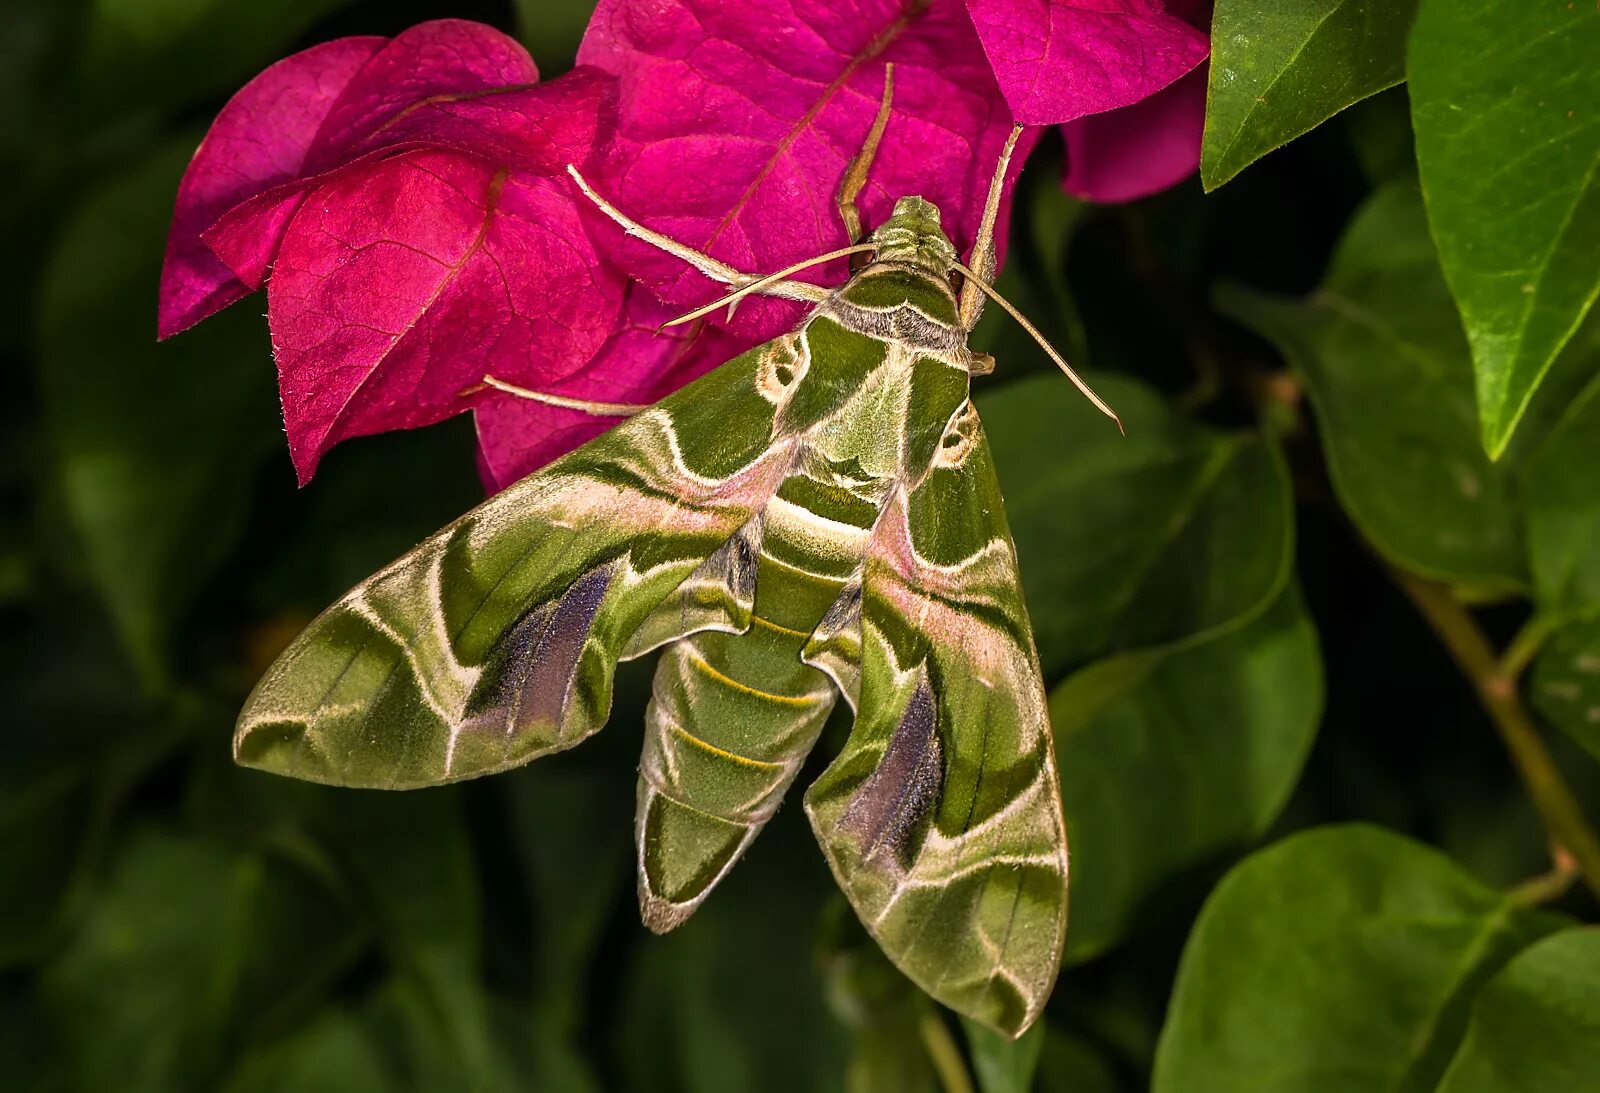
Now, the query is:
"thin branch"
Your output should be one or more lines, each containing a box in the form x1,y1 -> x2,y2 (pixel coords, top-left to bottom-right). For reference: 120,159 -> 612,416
1498,613 -> 1559,683
1509,845 -> 1579,908
1391,567 -> 1600,900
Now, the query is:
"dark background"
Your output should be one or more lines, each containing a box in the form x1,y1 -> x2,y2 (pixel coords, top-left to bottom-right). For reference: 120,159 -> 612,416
3,1 -> 1593,1090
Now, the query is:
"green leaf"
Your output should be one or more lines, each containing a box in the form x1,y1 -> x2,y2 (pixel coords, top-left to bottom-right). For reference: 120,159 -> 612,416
0,760 -> 100,964
320,793 -> 497,1087
40,825 -> 362,1093
1034,1029 -> 1119,1093
964,1017 -> 1045,1093
986,372 -> 1292,676
1409,0 -> 1600,457
36,136 -> 280,686
1153,825 -> 1566,1093
1202,0 -> 1422,190
1437,928 -> 1600,1093
1520,362 -> 1600,614
500,762 -> 631,1089
1530,615 -> 1600,763
817,899 -> 939,1093
1218,184 -> 1526,590
221,1010 -> 394,1093
2,694 -> 191,967
1054,584 -> 1322,962
1343,88 -> 1418,186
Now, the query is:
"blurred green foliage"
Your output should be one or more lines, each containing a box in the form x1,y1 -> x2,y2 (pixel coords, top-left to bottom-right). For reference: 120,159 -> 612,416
3,0 -> 1598,1090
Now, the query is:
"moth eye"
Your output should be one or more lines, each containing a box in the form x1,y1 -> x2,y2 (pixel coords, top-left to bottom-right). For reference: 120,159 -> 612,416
932,401 -> 979,469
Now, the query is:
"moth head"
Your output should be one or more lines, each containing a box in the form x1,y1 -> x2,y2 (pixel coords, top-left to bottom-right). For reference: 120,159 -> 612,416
870,197 -> 959,273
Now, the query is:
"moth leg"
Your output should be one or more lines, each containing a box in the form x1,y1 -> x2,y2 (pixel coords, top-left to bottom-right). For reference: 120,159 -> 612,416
835,63 -> 895,246
958,125 -> 1025,330
477,374 -> 646,417
968,352 -> 996,377
566,166 -> 829,305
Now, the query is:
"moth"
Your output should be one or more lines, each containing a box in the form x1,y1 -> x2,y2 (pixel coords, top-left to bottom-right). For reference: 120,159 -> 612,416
235,72 -> 1118,1039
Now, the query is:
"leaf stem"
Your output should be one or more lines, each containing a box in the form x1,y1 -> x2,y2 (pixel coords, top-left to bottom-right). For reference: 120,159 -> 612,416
1508,846 -> 1579,908
1497,613 -> 1558,682
1391,568 -> 1600,900
919,1010 -> 975,1093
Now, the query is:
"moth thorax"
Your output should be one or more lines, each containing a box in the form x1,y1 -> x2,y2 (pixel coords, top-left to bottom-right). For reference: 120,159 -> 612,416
870,197 -> 958,273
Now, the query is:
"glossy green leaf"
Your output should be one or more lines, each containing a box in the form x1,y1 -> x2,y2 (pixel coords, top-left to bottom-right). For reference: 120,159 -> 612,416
1438,928 -> 1600,1093
1520,363 -> 1600,614
964,1017 -> 1045,1093
37,137 -> 279,685
1409,0 -> 1600,457
1530,615 -> 1600,763
986,372 -> 1292,676
1054,584 -> 1322,962
1202,0 -> 1421,190
1218,184 -> 1526,590
40,825 -> 362,1093
1153,825 -> 1565,1093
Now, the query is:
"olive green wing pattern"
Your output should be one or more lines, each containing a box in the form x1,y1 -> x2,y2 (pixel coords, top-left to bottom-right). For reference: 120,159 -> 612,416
804,413 -> 1069,1039
234,341 -> 797,789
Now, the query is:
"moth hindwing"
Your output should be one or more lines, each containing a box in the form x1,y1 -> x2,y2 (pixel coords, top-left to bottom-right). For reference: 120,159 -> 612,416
238,197 -> 1076,1040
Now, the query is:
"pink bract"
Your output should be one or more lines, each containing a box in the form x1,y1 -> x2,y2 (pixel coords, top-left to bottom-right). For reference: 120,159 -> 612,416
159,20 -> 625,484
163,3 -> 1218,491
1062,61 -> 1207,202
575,0 -> 1032,342
965,0 -> 1208,126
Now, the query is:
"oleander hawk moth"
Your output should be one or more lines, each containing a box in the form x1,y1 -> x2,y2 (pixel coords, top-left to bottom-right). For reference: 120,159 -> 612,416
235,101 -> 1118,1038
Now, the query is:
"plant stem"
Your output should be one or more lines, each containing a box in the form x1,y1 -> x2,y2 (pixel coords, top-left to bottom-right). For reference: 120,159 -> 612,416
1497,612 -> 1558,682
1508,848 -> 1579,908
1392,568 -> 1600,900
919,1009 -> 975,1093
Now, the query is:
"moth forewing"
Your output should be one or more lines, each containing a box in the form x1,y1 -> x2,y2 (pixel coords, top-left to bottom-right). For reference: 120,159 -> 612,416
805,421 -> 1067,1040
233,341 -> 792,787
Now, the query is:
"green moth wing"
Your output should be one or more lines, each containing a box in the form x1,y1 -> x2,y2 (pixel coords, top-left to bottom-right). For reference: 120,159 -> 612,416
234,339 -> 798,788
804,412 -> 1068,1040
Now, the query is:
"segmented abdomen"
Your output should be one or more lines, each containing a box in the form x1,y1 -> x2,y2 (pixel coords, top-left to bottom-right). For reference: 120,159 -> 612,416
635,470 -> 874,930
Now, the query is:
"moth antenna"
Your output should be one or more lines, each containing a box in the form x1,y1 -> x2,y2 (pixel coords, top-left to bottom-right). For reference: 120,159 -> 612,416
480,374 -> 647,417
949,260 -> 1122,432
959,125 -> 1024,329
660,244 -> 877,330
836,62 -> 896,245
566,165 -> 830,304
